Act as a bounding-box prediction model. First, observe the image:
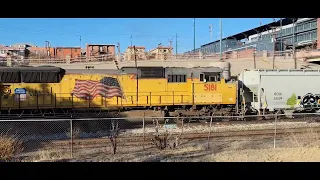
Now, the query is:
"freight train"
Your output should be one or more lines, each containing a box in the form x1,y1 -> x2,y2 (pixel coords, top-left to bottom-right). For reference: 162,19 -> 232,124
0,64 -> 319,119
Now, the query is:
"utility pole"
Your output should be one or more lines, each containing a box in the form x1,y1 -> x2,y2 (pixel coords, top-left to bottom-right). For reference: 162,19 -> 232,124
117,42 -> 121,63
169,39 -> 173,58
292,18 -> 297,69
193,18 -> 196,52
80,36 -> 82,48
133,45 -> 138,106
280,18 -> 283,52
220,18 -> 222,61
169,40 -> 173,49
209,24 -> 213,42
175,33 -> 178,55
272,27 -> 276,69
45,41 -> 50,58
259,20 -> 262,40
48,41 -> 51,59
130,33 -> 134,60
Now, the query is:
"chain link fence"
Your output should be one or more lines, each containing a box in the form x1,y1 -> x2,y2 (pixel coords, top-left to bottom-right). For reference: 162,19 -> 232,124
1,113 -> 320,162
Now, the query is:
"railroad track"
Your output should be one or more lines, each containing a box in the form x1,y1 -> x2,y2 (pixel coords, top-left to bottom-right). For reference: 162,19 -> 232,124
37,126 -> 320,150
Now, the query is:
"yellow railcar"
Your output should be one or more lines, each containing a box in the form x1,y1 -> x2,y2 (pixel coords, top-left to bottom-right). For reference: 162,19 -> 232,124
0,66 -> 237,111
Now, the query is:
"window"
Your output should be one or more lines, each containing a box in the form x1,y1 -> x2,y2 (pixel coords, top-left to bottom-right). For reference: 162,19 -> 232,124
312,31 -> 317,39
74,49 -> 77,52
199,72 -> 221,82
200,74 -> 204,81
167,75 -> 186,83
140,67 -> 164,78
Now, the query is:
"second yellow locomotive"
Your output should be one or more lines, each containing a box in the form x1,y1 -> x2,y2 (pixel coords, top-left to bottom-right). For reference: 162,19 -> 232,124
0,66 -> 237,114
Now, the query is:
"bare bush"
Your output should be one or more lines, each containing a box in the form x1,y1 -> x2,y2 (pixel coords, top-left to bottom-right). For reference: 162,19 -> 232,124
109,120 -> 119,155
151,118 -> 182,150
66,126 -> 81,139
0,134 -> 23,162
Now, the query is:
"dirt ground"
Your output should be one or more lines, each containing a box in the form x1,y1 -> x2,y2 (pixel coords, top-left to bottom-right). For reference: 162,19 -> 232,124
23,129 -> 320,162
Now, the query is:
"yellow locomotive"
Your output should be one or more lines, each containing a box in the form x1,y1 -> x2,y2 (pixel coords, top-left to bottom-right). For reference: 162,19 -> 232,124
0,66 -> 237,115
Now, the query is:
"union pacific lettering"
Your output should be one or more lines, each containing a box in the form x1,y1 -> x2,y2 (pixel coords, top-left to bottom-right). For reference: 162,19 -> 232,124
204,84 -> 217,91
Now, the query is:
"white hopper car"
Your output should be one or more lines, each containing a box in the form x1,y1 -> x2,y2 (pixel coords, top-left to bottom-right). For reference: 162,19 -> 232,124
238,69 -> 320,115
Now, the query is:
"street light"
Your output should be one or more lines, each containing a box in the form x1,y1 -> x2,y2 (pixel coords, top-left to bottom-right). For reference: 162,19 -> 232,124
220,18 -> 222,61
193,18 -> 196,52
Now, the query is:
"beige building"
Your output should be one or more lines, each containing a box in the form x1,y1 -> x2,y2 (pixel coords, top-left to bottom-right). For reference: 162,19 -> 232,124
148,46 -> 173,60
124,46 -> 147,61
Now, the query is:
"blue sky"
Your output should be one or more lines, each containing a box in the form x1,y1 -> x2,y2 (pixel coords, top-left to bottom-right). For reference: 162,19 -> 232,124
0,18 -> 279,53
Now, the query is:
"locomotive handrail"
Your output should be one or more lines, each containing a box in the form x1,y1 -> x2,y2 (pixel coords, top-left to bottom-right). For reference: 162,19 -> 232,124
0,112 -> 319,121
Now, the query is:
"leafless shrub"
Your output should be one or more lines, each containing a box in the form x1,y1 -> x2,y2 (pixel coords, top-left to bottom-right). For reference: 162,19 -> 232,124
109,120 -> 119,155
66,126 -> 81,139
0,133 -> 24,162
151,118 -> 182,150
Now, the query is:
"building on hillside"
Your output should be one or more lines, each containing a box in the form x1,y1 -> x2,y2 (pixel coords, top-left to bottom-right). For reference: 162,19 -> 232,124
124,46 -> 147,61
28,47 -> 55,58
186,18 -> 319,54
0,46 -> 29,59
11,43 -> 37,48
55,47 -> 81,59
148,46 -> 173,60
85,44 -> 116,57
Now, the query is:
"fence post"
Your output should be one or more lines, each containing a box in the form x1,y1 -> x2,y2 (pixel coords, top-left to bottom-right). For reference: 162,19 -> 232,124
273,112 -> 278,149
143,112 -> 146,150
181,116 -> 184,134
207,115 -> 213,150
70,120 -> 73,158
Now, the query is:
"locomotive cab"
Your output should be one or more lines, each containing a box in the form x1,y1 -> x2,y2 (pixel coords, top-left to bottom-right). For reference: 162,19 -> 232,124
199,72 -> 221,83
192,68 -> 237,107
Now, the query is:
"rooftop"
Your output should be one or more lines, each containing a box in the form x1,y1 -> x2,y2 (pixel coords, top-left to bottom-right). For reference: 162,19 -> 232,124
56,47 -> 81,49
201,18 -> 299,47
87,44 -> 115,46
127,46 -> 145,49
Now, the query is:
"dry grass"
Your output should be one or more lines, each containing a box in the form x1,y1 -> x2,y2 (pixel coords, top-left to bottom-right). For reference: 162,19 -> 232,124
0,134 -> 23,162
24,150 -> 71,162
286,127 -> 320,148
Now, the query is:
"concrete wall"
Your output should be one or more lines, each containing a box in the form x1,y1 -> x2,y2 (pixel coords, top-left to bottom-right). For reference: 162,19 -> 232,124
32,57 -> 320,76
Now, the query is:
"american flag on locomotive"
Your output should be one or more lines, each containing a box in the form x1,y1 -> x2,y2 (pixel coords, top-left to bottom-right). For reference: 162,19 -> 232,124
71,77 -> 124,100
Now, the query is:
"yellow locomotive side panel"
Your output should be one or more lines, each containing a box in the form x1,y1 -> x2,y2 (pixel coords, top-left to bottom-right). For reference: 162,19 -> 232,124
1,83 -> 48,109
166,80 -> 190,105
135,78 -> 169,106
0,70 -> 237,110
66,74 -> 128,108
192,79 -> 237,105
